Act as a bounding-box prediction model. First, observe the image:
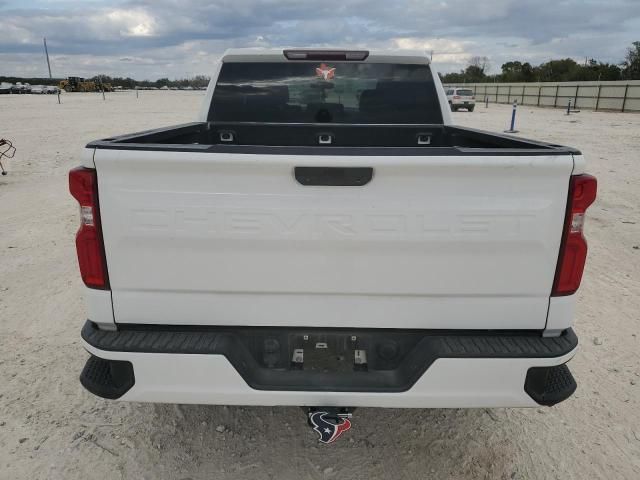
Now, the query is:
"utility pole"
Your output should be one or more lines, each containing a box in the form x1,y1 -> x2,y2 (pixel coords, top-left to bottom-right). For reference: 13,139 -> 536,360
43,37 -> 52,78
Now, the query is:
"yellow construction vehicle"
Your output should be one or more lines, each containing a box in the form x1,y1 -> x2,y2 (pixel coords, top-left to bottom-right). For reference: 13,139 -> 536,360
59,77 -> 115,92
59,77 -> 97,92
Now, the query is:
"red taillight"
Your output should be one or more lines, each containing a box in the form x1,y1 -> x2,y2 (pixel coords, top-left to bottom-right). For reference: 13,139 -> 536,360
453,95 -> 461,99
69,167 -> 109,289
552,174 -> 597,296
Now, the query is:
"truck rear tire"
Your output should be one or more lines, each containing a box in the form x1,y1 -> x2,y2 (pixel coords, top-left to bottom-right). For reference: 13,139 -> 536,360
468,106 -> 475,112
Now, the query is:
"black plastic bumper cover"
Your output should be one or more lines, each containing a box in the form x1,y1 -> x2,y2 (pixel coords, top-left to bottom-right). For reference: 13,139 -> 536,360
80,355 -> 135,400
81,320 -> 577,398
525,363 -> 577,406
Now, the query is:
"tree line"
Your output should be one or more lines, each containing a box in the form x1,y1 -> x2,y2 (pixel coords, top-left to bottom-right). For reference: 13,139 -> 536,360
91,75 -> 211,89
0,75 -> 211,89
3,41 -> 639,87
440,41 -> 640,84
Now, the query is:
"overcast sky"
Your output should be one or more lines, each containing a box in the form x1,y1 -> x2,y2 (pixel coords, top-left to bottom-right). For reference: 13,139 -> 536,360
1,0 -> 639,80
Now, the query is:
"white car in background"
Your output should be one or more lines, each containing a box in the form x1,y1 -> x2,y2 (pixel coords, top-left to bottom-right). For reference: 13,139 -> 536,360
45,85 -> 60,94
446,87 -> 476,111
30,85 -> 47,94
11,82 -> 31,94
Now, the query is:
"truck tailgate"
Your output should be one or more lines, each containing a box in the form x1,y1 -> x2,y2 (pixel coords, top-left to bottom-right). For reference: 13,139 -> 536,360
93,149 -> 573,329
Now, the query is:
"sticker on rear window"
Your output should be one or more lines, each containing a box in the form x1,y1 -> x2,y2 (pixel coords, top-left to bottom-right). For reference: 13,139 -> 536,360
315,63 -> 336,80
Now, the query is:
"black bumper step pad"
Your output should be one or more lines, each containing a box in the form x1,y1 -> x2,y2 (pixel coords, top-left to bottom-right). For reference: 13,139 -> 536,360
80,355 -> 135,400
525,363 -> 578,406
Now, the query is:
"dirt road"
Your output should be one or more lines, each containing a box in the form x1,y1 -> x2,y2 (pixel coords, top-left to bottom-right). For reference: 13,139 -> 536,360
1,92 -> 638,479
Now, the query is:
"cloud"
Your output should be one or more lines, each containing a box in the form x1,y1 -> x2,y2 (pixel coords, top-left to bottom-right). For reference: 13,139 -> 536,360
103,9 -> 157,37
0,0 -> 639,78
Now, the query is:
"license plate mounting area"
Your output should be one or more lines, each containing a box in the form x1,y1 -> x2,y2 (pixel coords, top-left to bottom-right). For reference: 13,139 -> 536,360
290,333 -> 368,373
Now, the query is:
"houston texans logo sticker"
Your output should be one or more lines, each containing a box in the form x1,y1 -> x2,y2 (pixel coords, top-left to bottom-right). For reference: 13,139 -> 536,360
308,411 -> 352,444
315,63 -> 336,80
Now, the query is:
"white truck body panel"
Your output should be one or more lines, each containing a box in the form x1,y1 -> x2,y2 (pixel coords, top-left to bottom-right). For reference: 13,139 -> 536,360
94,148 -> 573,329
84,288 -> 115,328
545,295 -> 576,333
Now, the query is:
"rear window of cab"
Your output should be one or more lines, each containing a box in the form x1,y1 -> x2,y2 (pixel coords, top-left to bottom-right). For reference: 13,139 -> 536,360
210,62 -> 443,124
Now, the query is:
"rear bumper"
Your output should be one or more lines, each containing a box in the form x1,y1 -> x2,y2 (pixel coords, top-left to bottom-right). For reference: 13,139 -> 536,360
80,321 -> 578,408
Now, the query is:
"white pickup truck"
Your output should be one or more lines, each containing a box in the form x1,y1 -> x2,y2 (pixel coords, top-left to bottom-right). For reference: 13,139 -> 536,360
72,48 -> 596,441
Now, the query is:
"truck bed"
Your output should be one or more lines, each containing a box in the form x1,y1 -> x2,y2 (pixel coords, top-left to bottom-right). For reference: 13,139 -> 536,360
88,122 -> 580,155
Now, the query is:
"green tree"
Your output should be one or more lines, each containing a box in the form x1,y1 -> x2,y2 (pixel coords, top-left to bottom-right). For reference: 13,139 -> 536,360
534,58 -> 583,82
621,41 -> 640,79
439,71 -> 466,84
500,61 -> 535,82
584,60 -> 622,81
439,56 -> 489,83
464,56 -> 489,82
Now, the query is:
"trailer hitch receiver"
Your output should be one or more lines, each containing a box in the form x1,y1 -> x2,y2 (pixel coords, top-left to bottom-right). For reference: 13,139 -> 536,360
307,407 -> 353,444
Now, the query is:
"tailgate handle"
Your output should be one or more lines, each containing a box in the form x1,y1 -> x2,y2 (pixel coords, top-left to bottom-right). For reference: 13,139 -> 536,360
294,167 -> 373,186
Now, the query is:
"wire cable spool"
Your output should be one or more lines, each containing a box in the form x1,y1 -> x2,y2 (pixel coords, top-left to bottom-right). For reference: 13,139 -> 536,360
0,138 -> 16,175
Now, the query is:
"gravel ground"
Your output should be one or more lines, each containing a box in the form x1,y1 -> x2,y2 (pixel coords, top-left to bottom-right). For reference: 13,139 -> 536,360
1,92 -> 639,480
